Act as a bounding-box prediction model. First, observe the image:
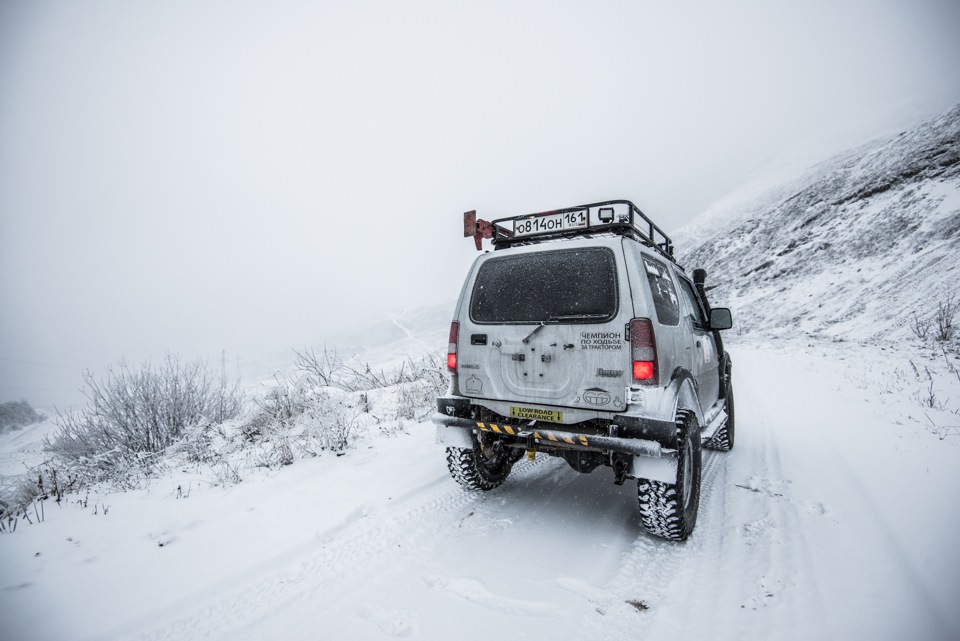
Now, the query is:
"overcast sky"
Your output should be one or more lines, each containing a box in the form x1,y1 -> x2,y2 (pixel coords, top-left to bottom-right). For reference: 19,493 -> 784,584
2,0 -> 960,408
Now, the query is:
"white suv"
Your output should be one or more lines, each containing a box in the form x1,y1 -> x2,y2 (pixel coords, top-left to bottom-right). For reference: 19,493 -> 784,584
434,200 -> 734,541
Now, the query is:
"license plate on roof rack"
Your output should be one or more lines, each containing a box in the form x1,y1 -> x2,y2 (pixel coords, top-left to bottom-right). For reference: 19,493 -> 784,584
514,209 -> 588,237
465,199 -> 676,264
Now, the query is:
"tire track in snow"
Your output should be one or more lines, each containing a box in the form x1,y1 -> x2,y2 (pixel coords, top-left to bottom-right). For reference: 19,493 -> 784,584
714,386 -> 831,640
570,370 -> 832,640
677,367 -> 831,640
735,345 -> 955,641
110,456 -> 549,641
566,449 -> 733,638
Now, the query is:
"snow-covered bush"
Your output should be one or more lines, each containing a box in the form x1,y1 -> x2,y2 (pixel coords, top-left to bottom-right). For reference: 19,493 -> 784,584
239,369 -> 362,464
45,356 -> 243,486
2,346 -> 449,523
0,400 -> 45,433
394,353 -> 448,420
231,349 -> 448,468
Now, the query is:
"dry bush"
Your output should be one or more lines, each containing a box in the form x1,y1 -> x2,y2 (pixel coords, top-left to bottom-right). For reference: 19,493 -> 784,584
292,345 -> 440,393
241,368 -> 362,464
46,356 -> 244,486
935,292 -> 957,342
910,312 -> 931,340
394,352 -> 449,420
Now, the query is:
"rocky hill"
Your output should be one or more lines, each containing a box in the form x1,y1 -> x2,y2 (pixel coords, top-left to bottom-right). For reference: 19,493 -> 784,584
675,104 -> 960,341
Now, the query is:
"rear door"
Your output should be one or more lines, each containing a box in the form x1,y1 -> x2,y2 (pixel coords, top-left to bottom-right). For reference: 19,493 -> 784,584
674,271 -> 720,410
457,245 -> 631,415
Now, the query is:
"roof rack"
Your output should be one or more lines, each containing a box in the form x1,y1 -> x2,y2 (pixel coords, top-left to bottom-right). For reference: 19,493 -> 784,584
486,200 -> 675,263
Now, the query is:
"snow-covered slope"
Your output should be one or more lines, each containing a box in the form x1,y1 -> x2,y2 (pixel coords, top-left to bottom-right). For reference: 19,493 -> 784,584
333,303 -> 453,364
675,104 -> 960,340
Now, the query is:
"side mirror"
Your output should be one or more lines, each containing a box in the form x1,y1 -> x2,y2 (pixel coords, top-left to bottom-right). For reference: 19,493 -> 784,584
709,308 -> 733,331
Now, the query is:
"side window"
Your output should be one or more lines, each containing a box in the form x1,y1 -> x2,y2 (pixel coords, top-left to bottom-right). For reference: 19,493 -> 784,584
676,276 -> 708,327
641,256 -> 680,326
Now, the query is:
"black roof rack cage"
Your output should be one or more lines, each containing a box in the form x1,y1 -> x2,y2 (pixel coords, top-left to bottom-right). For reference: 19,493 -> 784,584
490,200 -> 676,263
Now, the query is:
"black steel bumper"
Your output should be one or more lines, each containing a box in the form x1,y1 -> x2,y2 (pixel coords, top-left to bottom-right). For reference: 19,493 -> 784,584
433,397 -> 679,455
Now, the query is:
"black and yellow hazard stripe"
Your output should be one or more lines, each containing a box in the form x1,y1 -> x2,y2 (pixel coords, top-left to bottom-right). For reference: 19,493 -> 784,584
476,422 -> 590,448
476,421 -> 519,436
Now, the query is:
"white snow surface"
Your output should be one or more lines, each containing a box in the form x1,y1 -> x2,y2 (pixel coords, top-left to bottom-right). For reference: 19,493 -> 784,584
1,337 -> 959,641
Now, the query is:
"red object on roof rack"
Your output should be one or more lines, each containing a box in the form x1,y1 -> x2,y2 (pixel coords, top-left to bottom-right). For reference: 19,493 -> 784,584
463,210 -> 494,251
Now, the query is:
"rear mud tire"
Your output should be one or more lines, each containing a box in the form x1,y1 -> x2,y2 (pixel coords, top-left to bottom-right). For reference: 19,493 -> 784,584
446,436 -> 515,491
706,384 -> 735,452
637,411 -> 702,541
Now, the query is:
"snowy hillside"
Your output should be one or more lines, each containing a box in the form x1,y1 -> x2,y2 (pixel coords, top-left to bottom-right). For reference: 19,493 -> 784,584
675,104 -> 960,340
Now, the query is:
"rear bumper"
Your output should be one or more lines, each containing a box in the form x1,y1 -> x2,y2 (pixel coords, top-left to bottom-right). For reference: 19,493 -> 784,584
432,413 -> 670,458
435,396 -> 679,449
433,397 -> 684,483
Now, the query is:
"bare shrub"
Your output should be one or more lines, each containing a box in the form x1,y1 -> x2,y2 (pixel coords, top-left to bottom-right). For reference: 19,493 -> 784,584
395,352 -> 449,420
244,373 -> 304,441
298,391 -> 361,454
46,356 -> 244,487
910,313 -> 931,340
241,367 -> 362,463
292,345 -> 450,399
935,292 -> 958,342
292,345 -> 393,392
293,345 -> 346,388
239,348 -> 449,461
1,459 -> 87,521
943,346 -> 960,385
912,380 -> 945,411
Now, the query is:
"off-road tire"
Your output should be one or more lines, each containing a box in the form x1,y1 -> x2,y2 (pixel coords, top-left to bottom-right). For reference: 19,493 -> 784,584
446,436 -> 515,491
637,410 -> 702,541
706,383 -> 735,452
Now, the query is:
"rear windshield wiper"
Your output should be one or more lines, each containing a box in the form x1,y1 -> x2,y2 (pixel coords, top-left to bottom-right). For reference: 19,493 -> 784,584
522,313 -> 607,344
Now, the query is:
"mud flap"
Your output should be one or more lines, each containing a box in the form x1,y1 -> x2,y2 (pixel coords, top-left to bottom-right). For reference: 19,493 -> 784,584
630,455 -> 678,484
436,425 -> 475,449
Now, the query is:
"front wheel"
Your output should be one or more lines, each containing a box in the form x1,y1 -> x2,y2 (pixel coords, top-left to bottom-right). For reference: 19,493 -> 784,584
637,411 -> 702,541
446,433 -> 516,491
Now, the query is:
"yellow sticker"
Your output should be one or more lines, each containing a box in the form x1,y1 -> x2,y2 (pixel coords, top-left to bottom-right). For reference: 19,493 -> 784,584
509,406 -> 563,422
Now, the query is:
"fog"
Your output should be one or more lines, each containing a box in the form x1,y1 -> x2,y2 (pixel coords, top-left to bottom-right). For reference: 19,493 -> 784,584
2,0 -> 959,408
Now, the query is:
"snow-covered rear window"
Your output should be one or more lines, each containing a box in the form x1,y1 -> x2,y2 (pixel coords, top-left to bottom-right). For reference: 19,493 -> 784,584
470,248 -> 618,324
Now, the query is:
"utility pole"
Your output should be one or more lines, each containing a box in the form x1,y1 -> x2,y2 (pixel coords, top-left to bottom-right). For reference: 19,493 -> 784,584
221,349 -> 227,386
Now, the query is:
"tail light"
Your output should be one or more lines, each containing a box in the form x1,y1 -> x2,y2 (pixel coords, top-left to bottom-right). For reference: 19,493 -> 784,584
630,318 -> 657,385
447,321 -> 459,372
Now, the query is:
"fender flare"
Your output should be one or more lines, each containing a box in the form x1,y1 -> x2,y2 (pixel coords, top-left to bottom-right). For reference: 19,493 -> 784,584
719,352 -> 734,399
659,368 -> 704,430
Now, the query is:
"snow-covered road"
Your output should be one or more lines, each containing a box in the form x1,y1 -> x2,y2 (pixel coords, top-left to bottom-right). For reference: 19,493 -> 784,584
2,341 -> 959,641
